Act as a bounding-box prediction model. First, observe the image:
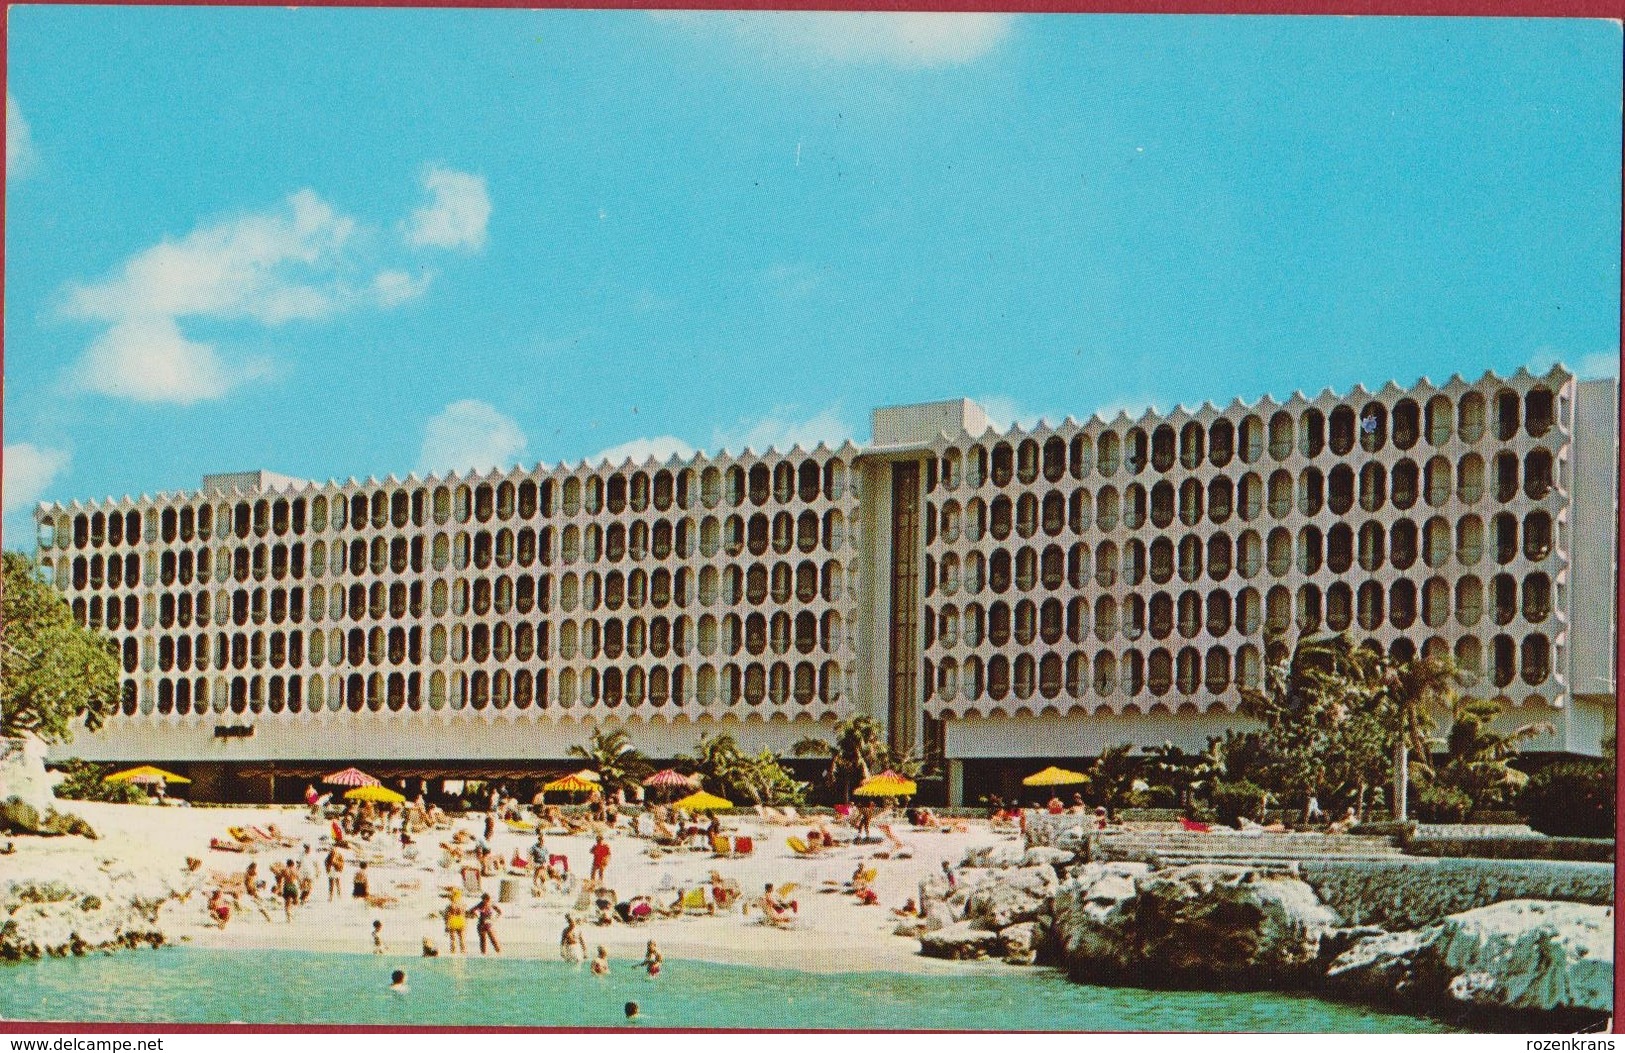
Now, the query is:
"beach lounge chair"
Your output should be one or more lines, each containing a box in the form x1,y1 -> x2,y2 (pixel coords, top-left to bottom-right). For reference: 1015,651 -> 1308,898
679,887 -> 712,915
786,836 -> 820,857
209,837 -> 247,853
732,836 -> 753,856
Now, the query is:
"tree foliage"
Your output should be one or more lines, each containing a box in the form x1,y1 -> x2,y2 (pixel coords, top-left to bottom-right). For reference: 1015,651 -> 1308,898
1235,632 -> 1392,813
1519,759 -> 1614,838
566,727 -> 651,793
50,759 -> 148,803
681,733 -> 806,806
792,715 -> 886,800
1,552 -> 120,743
1429,695 -> 1552,811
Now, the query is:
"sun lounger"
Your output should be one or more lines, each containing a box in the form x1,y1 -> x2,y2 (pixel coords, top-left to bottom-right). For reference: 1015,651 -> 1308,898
732,836 -> 753,855
678,887 -> 712,914
786,836 -> 820,856
210,837 -> 248,853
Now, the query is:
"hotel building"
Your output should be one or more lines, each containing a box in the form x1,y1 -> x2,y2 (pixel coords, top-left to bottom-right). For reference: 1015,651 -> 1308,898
33,366 -> 1617,803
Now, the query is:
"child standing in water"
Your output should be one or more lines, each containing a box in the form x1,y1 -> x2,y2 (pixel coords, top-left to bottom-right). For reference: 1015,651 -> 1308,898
590,945 -> 610,976
640,940 -> 663,978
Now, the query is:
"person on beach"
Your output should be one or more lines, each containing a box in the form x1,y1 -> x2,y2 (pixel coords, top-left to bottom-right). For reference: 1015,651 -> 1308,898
325,846 -> 345,901
640,940 -> 663,978
560,915 -> 588,963
243,861 -> 262,900
373,919 -> 385,954
529,834 -> 550,893
297,845 -> 315,904
591,945 -> 611,976
589,834 -> 611,883
421,937 -> 440,957
389,970 -> 408,994
857,802 -> 873,840
278,859 -> 300,922
208,889 -> 232,929
472,892 -> 502,954
352,860 -> 370,900
443,891 -> 468,955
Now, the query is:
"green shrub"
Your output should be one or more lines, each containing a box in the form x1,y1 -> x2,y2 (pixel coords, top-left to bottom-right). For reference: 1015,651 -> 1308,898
1414,783 -> 1472,823
1519,760 -> 1614,838
50,760 -> 148,804
1204,779 -> 1269,825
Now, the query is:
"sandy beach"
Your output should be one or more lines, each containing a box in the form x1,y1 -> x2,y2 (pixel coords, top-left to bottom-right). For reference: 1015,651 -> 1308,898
7,799 -> 1021,976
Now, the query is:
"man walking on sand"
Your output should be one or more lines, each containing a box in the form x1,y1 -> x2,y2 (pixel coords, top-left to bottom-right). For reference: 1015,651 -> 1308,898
589,834 -> 611,883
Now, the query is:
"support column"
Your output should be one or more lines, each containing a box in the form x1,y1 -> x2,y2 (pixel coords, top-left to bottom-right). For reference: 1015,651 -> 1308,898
947,759 -> 964,808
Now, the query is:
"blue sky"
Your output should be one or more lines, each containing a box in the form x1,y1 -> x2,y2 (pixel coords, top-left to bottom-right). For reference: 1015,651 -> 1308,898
4,10 -> 1620,547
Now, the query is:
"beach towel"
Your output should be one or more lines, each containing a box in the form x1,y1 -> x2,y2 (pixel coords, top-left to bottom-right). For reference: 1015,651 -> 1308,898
1179,818 -> 1211,832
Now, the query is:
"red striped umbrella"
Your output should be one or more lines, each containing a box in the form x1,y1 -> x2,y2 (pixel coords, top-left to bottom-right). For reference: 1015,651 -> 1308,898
642,769 -> 696,789
322,767 -> 380,788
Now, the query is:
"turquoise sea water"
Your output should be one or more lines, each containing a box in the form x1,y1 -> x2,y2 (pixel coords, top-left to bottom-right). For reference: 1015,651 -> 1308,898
1,948 -> 1453,1031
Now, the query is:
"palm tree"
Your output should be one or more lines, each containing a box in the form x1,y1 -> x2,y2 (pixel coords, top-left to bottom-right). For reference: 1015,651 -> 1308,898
1380,654 -> 1467,821
567,727 -> 651,794
1432,696 -> 1553,813
792,715 -> 885,800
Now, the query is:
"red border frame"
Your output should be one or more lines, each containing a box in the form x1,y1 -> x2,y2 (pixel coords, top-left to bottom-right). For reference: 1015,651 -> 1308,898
1,0 -> 1621,1034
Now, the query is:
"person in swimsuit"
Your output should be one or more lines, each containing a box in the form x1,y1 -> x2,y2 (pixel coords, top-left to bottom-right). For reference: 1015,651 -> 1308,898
208,889 -> 232,929
472,892 -> 502,954
443,891 -> 467,955
528,834 -> 550,892
352,860 -> 370,900
590,945 -> 610,976
325,847 -> 345,901
389,970 -> 408,994
560,915 -> 588,964
278,859 -> 300,922
640,940 -> 663,978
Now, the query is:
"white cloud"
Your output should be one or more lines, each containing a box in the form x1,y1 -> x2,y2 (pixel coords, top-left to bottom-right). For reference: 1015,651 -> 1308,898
417,400 -> 528,476
714,406 -> 852,453
977,395 -> 1042,432
63,190 -> 426,403
3,443 -> 70,514
7,92 -> 38,178
654,11 -> 1012,68
1526,347 -> 1619,381
405,166 -> 491,252
594,436 -> 698,466
1577,352 -> 1619,379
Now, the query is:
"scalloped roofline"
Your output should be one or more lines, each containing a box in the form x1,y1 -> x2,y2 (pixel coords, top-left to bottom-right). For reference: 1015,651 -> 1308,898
32,362 -> 1584,513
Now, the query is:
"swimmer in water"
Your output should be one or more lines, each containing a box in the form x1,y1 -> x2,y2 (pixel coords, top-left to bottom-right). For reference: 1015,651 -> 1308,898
624,1001 -> 640,1021
389,970 -> 408,993
640,940 -> 663,978
591,945 -> 611,976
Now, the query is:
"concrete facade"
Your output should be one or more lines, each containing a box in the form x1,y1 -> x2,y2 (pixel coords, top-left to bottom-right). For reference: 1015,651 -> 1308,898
33,365 -> 1617,792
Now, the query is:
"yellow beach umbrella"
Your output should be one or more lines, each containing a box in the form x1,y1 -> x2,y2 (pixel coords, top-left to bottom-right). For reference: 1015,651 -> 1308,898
1021,765 -> 1088,788
543,773 -> 598,794
344,785 -> 406,804
854,770 -> 917,797
672,790 -> 733,812
104,765 -> 191,785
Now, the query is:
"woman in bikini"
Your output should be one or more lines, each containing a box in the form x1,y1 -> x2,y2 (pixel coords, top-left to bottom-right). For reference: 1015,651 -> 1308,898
443,891 -> 468,955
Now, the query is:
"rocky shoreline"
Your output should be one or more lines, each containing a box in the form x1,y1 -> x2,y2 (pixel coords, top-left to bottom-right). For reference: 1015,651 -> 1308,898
911,832 -> 1614,1032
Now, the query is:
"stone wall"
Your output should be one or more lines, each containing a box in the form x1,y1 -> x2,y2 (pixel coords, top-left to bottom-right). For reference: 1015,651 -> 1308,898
1300,857 -> 1615,931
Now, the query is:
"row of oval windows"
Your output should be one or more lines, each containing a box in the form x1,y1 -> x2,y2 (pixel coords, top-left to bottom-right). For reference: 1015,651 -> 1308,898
62,553 -> 862,632
919,629 -> 1555,706
924,388 -> 1562,493
921,513 -> 1555,600
925,451 -> 1556,544
44,460 -> 863,551
106,604 -> 856,678
47,510 -> 860,593
922,572 -> 1556,652
117,657 -> 853,718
